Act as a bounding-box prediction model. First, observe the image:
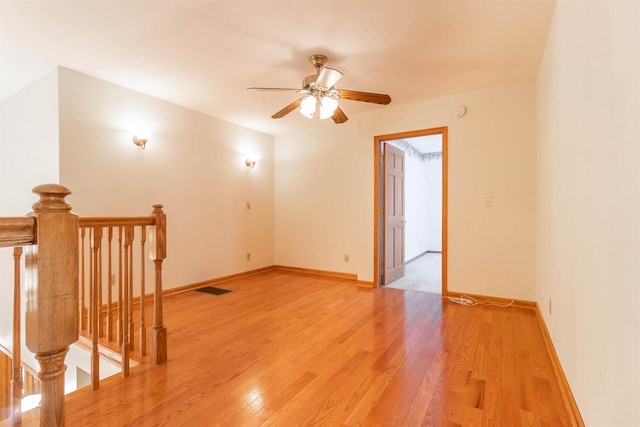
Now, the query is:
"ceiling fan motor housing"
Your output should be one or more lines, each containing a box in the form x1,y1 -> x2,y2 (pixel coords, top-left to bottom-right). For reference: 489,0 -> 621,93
302,75 -> 317,90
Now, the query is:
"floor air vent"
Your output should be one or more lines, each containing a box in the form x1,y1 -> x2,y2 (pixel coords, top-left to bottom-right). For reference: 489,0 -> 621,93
195,286 -> 232,295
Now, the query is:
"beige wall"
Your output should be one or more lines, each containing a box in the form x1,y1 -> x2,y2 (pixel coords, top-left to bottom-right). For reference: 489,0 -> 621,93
537,1 -> 640,424
275,82 -> 537,300
58,68 -> 275,290
275,122 -> 368,278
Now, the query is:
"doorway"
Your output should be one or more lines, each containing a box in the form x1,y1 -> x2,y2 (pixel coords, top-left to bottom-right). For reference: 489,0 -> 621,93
373,127 -> 448,295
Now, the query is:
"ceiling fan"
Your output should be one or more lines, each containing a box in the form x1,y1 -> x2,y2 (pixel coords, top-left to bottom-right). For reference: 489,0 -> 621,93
247,55 -> 391,124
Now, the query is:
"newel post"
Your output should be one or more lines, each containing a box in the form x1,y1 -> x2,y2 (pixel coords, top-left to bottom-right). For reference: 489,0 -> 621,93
151,204 -> 167,364
25,184 -> 79,427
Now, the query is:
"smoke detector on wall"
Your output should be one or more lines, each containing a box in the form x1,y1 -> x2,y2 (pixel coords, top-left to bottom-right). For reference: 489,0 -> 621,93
453,105 -> 467,117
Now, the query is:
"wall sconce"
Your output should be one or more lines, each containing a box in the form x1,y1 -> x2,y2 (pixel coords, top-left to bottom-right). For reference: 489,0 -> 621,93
132,130 -> 151,149
133,135 -> 147,149
245,158 -> 257,169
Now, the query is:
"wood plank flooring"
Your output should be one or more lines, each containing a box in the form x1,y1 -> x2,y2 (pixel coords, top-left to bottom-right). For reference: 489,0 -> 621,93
22,271 -> 571,426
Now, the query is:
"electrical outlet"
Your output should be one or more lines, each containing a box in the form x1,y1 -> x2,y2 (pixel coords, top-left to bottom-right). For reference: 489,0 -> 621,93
484,195 -> 493,207
344,254 -> 350,262
549,298 -> 552,315
246,252 -> 251,261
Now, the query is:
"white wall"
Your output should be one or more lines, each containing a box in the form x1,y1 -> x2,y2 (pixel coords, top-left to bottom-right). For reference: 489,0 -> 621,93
536,1 -> 640,424
426,157 -> 442,251
402,148 -> 443,259
275,82 -> 537,299
403,148 -> 430,261
0,68 -> 60,215
0,69 -> 60,369
58,68 -> 275,290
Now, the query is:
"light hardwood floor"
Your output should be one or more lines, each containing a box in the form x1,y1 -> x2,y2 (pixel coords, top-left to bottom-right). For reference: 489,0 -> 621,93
22,271 -> 572,426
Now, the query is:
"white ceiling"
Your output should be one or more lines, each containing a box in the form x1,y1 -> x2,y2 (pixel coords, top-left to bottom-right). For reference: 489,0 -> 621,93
405,135 -> 443,154
0,1 -> 555,136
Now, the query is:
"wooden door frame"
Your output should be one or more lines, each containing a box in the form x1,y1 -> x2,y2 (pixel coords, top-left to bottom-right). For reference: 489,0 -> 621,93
373,127 -> 448,295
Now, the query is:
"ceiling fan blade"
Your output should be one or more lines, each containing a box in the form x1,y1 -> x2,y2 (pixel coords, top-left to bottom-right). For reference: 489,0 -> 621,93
271,99 -> 302,119
338,89 -> 391,105
315,68 -> 343,90
332,106 -> 348,124
247,87 -> 303,92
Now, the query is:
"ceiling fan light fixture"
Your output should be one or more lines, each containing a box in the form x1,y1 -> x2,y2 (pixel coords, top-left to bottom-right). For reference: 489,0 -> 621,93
319,96 -> 339,119
299,95 -> 316,118
315,68 -> 343,90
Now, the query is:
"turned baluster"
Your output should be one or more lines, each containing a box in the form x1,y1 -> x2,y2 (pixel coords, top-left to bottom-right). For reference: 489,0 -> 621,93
90,227 -> 102,390
139,225 -> 147,356
87,228 -> 97,334
12,247 -> 23,426
117,227 -> 123,346
87,228 -> 93,335
79,228 -> 86,331
25,184 -> 79,427
107,227 -> 113,341
126,226 -> 135,353
121,226 -> 133,376
151,204 -> 167,364
97,232 -> 104,338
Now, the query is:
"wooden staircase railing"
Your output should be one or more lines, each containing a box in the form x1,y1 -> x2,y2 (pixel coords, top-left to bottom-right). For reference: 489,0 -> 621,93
0,184 -> 167,426
78,204 -> 167,387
